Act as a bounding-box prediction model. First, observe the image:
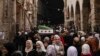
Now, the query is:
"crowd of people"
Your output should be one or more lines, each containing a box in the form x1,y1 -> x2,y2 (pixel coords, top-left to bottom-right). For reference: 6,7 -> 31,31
0,26 -> 100,56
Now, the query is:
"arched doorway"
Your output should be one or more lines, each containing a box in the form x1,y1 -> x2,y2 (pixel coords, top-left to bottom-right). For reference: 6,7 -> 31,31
95,0 -> 100,33
37,0 -> 64,26
83,0 -> 91,32
76,1 -> 81,31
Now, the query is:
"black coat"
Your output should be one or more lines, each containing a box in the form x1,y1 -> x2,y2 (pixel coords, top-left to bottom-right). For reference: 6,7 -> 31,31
23,49 -> 37,56
93,50 -> 100,56
35,51 -> 46,56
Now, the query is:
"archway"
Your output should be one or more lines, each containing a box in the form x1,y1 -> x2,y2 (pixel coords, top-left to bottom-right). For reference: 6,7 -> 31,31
76,1 -> 81,31
95,0 -> 100,33
83,0 -> 91,32
37,0 -> 64,26
71,6 -> 74,18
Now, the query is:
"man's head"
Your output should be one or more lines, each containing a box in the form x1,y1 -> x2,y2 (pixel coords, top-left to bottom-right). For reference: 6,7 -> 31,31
54,35 -> 61,44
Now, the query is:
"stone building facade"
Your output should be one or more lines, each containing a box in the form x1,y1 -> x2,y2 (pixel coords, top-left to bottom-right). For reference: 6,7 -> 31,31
0,0 -> 100,42
0,0 -> 16,43
64,0 -> 96,32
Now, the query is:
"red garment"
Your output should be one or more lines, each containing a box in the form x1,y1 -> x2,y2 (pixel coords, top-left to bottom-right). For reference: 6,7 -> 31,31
81,53 -> 92,56
60,36 -> 65,45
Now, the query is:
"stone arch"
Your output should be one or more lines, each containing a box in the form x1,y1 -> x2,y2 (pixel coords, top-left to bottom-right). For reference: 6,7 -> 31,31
77,0 -> 83,31
67,6 -> 70,19
67,0 -> 72,20
71,0 -> 77,29
83,0 -> 91,32
71,5 -> 74,18
65,0 -> 95,32
37,0 -> 64,25
95,0 -> 100,33
76,0 -> 81,30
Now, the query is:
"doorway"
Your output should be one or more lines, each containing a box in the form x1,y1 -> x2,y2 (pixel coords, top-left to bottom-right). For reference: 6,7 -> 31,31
37,0 -> 64,26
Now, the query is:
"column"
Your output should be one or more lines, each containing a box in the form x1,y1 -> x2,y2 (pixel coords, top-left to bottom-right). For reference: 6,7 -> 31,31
79,0 -> 83,31
33,0 -> 38,27
90,0 -> 95,32
72,0 -> 77,30
13,0 -> 16,23
23,0 -> 34,31
12,0 -> 16,39
67,0 -> 72,20
64,0 -> 67,26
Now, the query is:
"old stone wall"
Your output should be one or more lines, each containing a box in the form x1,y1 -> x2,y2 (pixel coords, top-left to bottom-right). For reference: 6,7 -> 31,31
0,0 -> 16,43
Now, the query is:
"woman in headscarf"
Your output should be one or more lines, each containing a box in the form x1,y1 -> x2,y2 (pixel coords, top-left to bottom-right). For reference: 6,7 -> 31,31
46,45 -> 57,56
24,40 -> 36,56
67,46 -> 78,56
46,34 -> 64,56
81,44 -> 92,56
54,34 -> 64,56
35,41 -> 46,56
73,37 -> 81,56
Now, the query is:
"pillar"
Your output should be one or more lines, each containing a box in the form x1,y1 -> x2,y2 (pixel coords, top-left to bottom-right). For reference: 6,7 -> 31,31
72,0 -> 77,30
13,0 -> 16,23
79,0 -> 83,31
12,0 -> 16,40
23,0 -> 34,31
67,0 -> 72,20
90,0 -> 95,32
33,0 -> 38,27
64,0 -> 67,26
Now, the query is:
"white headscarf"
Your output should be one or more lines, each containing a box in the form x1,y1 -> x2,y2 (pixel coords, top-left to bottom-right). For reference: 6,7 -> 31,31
94,33 -> 100,40
46,45 -> 56,56
67,46 -> 78,56
36,41 -> 46,52
25,40 -> 33,53
82,44 -> 91,55
81,37 -> 85,42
